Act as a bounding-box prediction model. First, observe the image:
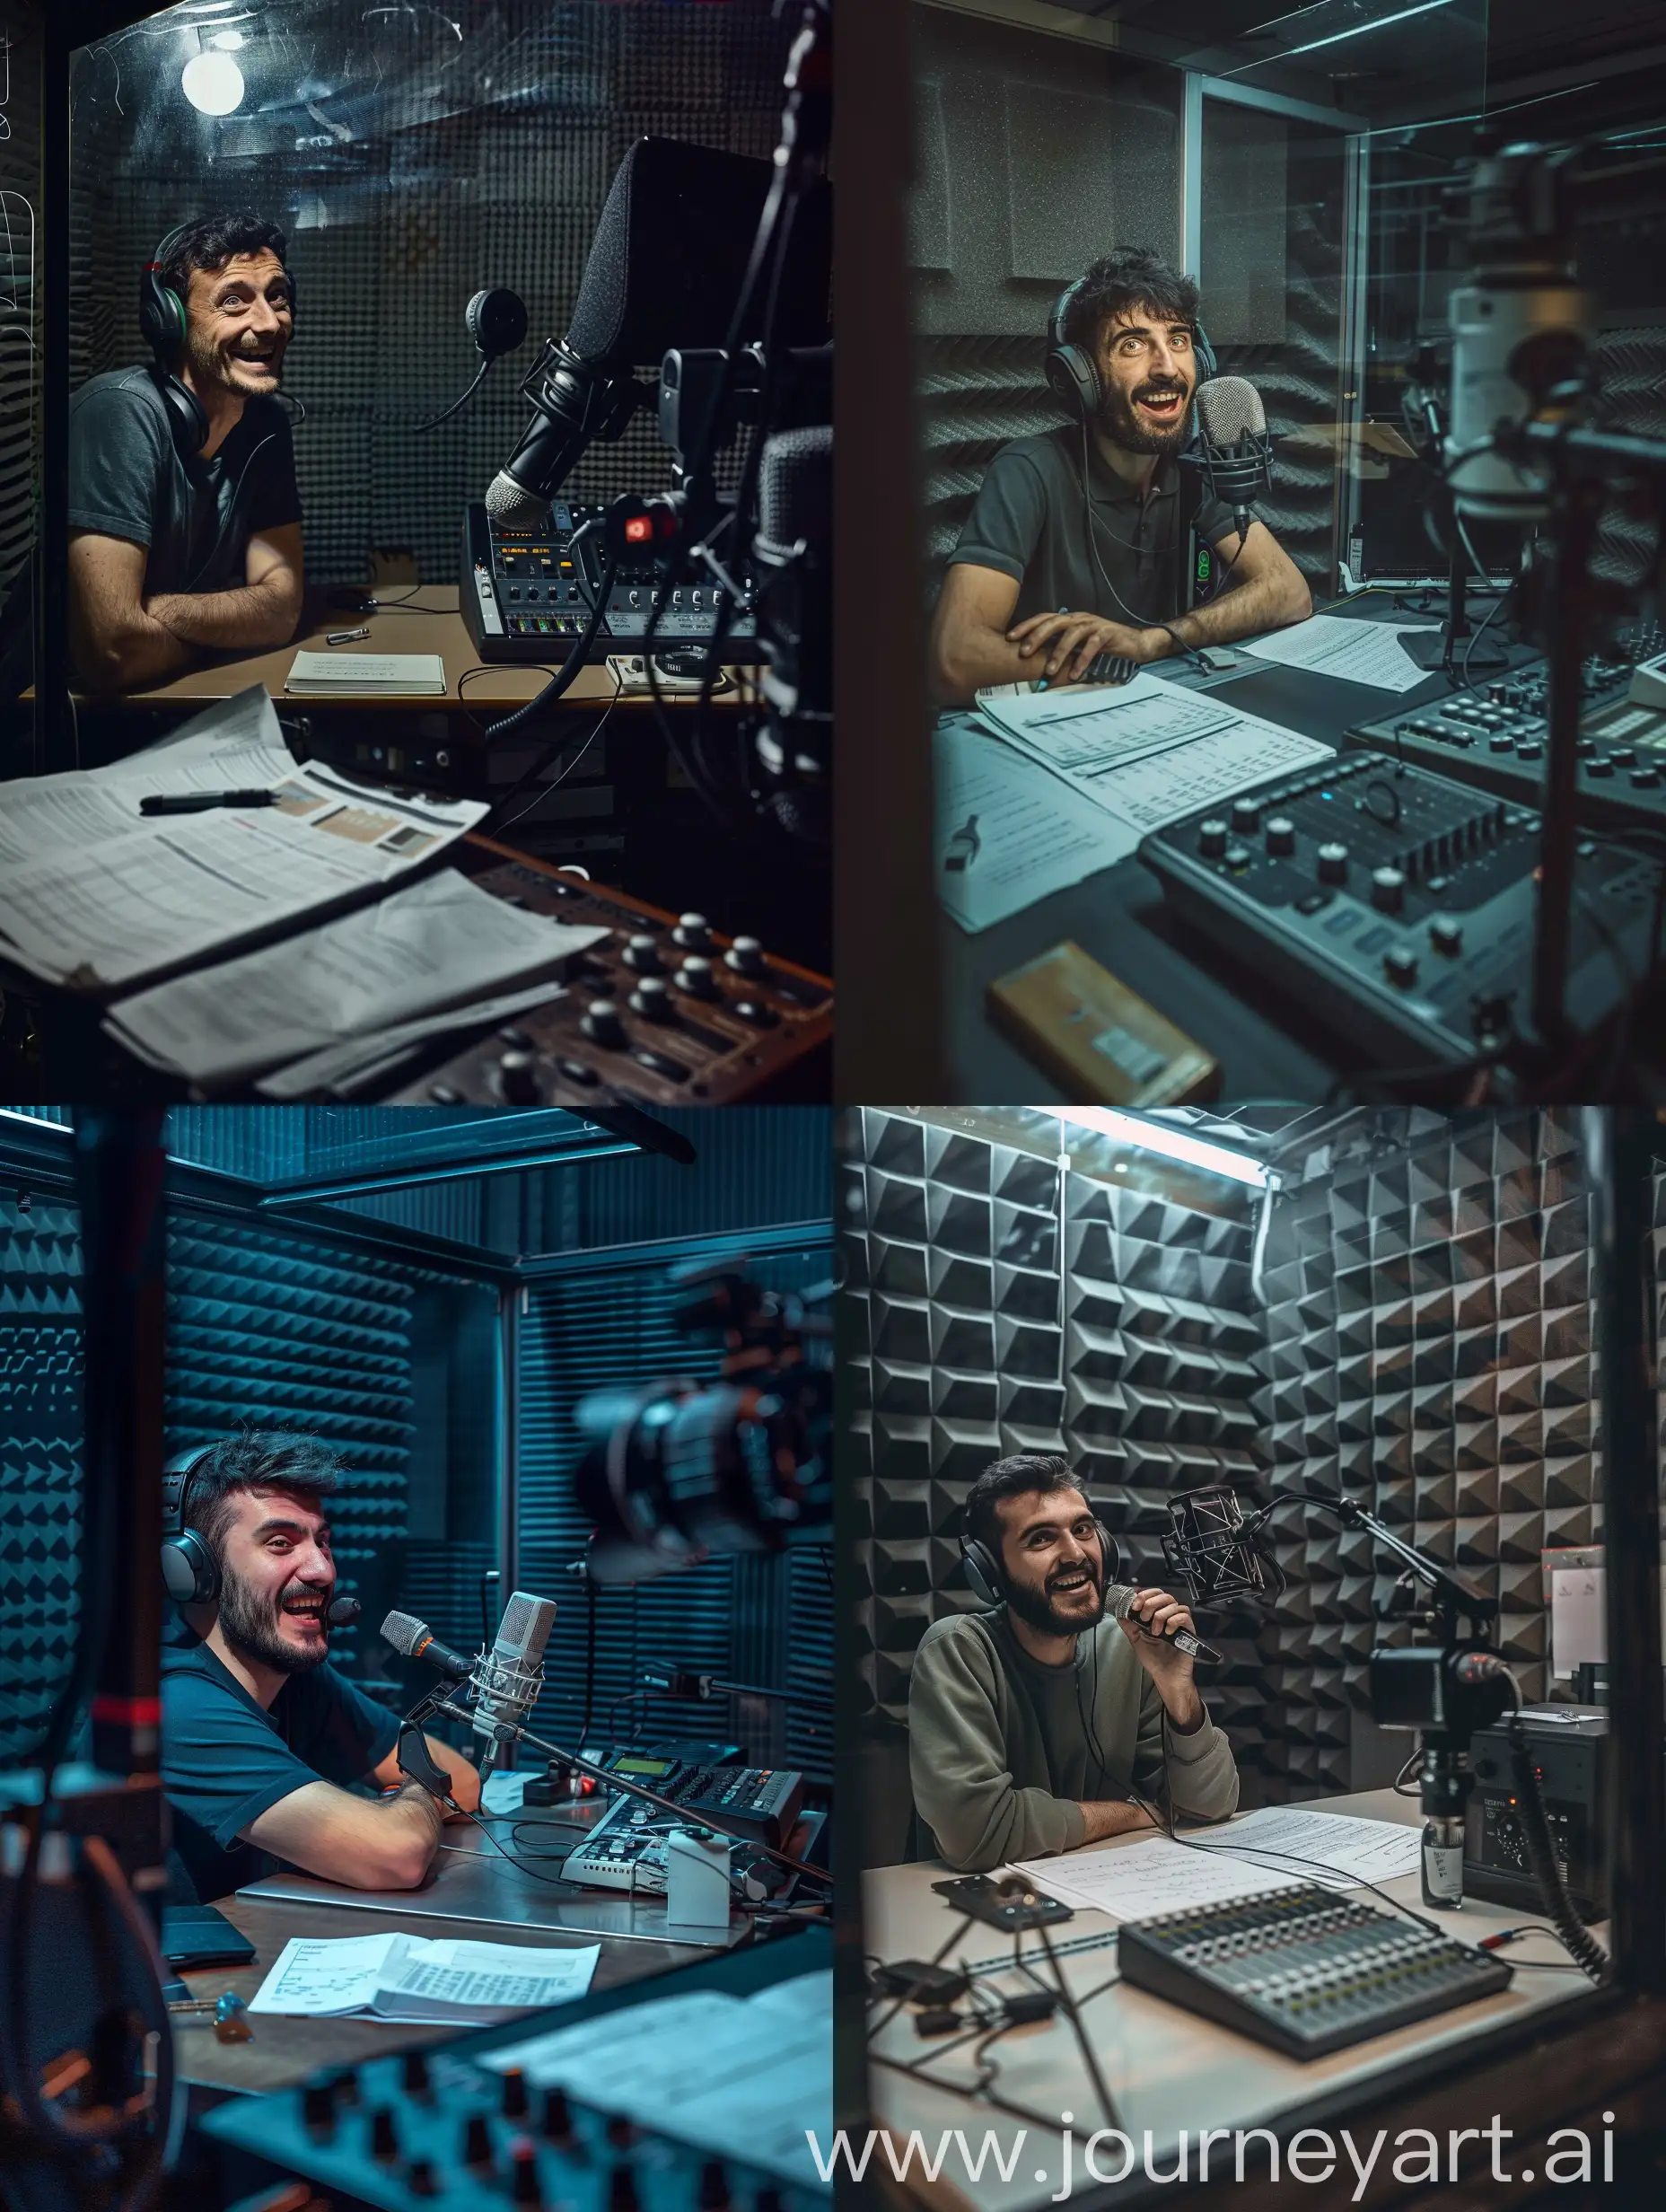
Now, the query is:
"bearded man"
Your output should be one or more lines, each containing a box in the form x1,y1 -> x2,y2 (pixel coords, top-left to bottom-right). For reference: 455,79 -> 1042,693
67,213 -> 304,693
908,1453 -> 1240,1873
929,245 -> 1310,703
160,1432 -> 478,1904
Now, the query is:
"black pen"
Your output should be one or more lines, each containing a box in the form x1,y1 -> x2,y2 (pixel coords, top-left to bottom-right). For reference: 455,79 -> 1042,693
140,789 -> 276,816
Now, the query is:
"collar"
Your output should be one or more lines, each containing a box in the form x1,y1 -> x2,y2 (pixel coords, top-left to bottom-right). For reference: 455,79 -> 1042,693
1082,439 -> 1179,509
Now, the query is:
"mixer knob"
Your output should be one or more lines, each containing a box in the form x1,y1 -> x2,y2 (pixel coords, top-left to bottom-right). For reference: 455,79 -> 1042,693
1631,766 -> 1662,787
623,934 -> 662,972
1488,733 -> 1515,751
503,2068 -> 530,2121
699,2159 -> 732,2209
1515,740 -> 1543,761
1609,746 -> 1636,767
725,935 -> 765,975
1265,815 -> 1295,856
756,2190 -> 785,2212
540,2087 -> 574,2143
465,2112 -> 495,2168
1223,842 -> 1251,871
609,2164 -> 641,2212
582,999 -> 625,1047
674,911 -> 713,950
371,2108 -> 399,2160
497,1049 -> 541,1105
1486,682 -> 1508,703
1585,754 -> 1614,777
334,2067 -> 363,2108
1384,946 -> 1419,989
606,2116 -> 637,2150
303,2075 -> 337,2133
1370,865 -> 1406,914
631,976 -> 676,1021
1197,817 -> 1229,859
1230,798 -> 1259,835
401,2051 -> 431,2098
1316,841 -> 1348,884
512,2137 -> 544,2207
678,957 -> 718,998
1430,916 -> 1463,956
408,2160 -> 440,2199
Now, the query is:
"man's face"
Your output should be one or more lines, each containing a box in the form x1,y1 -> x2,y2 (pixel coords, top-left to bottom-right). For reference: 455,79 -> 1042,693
182,250 -> 294,401
995,1487 -> 1108,1637
1093,303 -> 1196,456
214,1485 -> 336,1674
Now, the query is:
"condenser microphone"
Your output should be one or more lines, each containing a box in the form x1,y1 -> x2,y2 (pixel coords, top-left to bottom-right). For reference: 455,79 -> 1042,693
1161,1486 -> 1286,1605
470,1589 -> 559,1775
1181,375 -> 1275,548
1104,1583 -> 1223,1666
752,423 -> 831,841
381,1609 -> 476,1681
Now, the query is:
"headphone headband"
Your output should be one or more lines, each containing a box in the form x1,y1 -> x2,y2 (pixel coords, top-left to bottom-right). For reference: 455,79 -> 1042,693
960,1495 -> 1122,1609
1045,274 -> 1218,420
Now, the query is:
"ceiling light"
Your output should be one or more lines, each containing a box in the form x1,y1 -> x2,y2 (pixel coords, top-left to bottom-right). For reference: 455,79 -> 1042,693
1044,1109 -> 1272,1189
211,30 -> 246,50
181,50 -> 245,116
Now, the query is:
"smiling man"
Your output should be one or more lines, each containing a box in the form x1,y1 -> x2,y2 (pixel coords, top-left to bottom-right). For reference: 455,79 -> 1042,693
929,245 -> 1311,703
67,213 -> 304,694
161,1432 -> 479,1905
909,1453 -> 1239,1872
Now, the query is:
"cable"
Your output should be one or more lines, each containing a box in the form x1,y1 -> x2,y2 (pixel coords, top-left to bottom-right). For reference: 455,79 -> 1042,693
488,668 -> 622,839
1506,1706 -> 1612,1984
481,531 -> 618,742
1458,584 -> 1514,690
415,355 -> 492,433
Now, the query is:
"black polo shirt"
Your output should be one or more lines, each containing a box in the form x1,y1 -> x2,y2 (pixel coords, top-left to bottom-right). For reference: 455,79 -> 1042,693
160,1620 -> 399,1903
950,426 -> 1239,629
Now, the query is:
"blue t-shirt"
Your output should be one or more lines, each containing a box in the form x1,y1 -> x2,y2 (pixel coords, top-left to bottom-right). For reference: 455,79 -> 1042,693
161,1623 -> 400,1903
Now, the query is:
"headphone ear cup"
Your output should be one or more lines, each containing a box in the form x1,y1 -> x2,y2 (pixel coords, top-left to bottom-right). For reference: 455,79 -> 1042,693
1193,321 -> 1218,384
160,1528 -> 219,1607
1045,342 -> 1100,422
1095,1521 -> 1123,1590
960,1536 -> 1006,1609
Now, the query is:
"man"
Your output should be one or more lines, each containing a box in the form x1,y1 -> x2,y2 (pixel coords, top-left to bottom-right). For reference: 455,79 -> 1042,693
161,1432 -> 479,1904
909,1453 -> 1239,1873
930,245 -> 1311,703
68,213 -> 304,694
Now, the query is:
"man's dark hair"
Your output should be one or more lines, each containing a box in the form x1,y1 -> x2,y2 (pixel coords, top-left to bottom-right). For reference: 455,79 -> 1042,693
1062,246 -> 1199,356
965,1452 -> 1083,1558
159,214 -> 290,303
181,1430 -> 341,1556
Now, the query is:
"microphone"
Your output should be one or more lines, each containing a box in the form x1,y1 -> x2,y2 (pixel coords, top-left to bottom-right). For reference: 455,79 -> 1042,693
1104,1583 -> 1223,1666
1180,375 -> 1275,549
381,1609 -> 476,1681
1161,1486 -> 1287,1605
470,1589 -> 559,1776
325,1595 -> 360,1629
752,423 -> 831,841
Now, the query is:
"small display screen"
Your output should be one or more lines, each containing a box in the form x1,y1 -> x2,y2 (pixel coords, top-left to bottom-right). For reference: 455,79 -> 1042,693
613,1756 -> 676,1778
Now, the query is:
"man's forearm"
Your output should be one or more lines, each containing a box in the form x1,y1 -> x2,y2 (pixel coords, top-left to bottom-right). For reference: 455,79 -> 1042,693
932,624 -> 1036,706
1077,1799 -> 1157,1847
148,576 -> 300,653
1153,564 -> 1309,657
374,1780 -> 446,1874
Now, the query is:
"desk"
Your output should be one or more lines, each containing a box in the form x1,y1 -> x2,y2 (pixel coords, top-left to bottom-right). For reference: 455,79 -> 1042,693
943,596 -> 1539,1100
865,1789 -> 1596,2211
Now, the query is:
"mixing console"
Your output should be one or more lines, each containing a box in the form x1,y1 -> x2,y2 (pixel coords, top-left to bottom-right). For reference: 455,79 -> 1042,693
1140,751 -> 1661,1069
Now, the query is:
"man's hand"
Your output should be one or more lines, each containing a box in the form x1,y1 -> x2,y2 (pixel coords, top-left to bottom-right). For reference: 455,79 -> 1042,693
1008,610 -> 1170,683
1118,1586 -> 1205,1730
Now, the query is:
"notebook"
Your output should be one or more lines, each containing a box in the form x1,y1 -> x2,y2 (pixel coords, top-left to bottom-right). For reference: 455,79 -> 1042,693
285,650 -> 448,695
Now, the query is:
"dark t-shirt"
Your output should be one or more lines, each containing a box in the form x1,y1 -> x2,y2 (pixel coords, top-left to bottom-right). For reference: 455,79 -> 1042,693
160,1621 -> 399,1904
67,366 -> 302,602
949,427 -> 1239,629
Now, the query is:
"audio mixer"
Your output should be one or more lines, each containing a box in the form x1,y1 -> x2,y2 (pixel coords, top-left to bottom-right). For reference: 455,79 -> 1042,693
1347,646 -> 1666,835
376,843 -> 832,1105
1140,750 -> 1662,1070
463,504 -> 758,665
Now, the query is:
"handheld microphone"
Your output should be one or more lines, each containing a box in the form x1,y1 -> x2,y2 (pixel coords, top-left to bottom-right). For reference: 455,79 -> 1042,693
381,1609 -> 476,1681
1104,1583 -> 1223,1666
1179,376 -> 1275,550
325,1595 -> 361,1629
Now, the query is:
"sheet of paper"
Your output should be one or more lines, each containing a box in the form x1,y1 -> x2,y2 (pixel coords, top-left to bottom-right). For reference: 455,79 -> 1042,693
485,1970 -> 832,2189
480,1770 -> 530,1816
1077,718 -> 1335,835
248,1931 -> 406,2016
105,870 -> 603,1085
934,717 -> 1137,932
252,979 -> 570,1099
1550,1565 -> 1606,1674
1007,1835 -> 1301,1924
287,651 -> 447,693
976,673 -> 1241,777
1182,1805 -> 1423,1891
1236,613 -> 1442,693
375,1938 -> 599,2018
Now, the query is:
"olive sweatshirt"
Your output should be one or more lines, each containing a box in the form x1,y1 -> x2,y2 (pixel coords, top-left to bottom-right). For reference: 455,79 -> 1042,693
908,1608 -> 1241,1873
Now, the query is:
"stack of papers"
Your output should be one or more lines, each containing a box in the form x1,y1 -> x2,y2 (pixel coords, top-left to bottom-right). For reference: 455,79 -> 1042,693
249,1929 -> 600,2025
286,651 -> 448,695
485,1968 -> 831,2189
1235,612 -> 1442,693
0,688 -> 487,995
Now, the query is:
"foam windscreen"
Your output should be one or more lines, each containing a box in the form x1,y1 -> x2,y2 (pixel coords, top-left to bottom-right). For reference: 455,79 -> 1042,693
494,1590 -> 558,1664
756,425 -> 832,557
1196,374 -> 1267,443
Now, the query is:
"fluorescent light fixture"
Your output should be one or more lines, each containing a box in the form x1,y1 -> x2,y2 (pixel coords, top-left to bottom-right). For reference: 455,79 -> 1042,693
181,49 -> 245,115
211,30 -> 246,50
1224,0 -> 1454,76
1044,1109 -> 1271,1189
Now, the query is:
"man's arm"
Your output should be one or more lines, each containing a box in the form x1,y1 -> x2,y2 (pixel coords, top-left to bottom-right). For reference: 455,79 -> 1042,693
241,1777 -> 445,1891
1077,1799 -> 1158,1846
68,522 -> 303,693
371,1734 -> 482,1818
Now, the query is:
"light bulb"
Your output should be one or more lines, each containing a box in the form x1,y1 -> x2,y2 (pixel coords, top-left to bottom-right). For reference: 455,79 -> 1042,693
181,50 -> 245,117
210,30 -> 246,50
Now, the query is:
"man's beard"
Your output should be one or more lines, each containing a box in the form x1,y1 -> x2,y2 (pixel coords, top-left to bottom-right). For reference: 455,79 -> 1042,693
183,324 -> 284,400
218,1565 -> 330,1674
1006,1558 -> 1107,1638
1096,375 -> 1192,457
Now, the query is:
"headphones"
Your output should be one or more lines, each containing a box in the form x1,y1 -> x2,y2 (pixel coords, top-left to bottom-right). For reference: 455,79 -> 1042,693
160,1444 -> 223,1608
1044,276 -> 1218,421
140,224 -> 298,458
960,1501 -> 1123,1609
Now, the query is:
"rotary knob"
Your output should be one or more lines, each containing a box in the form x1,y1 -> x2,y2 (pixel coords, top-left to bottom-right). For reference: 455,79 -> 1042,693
408,2161 -> 440,2199
512,2139 -> 543,2208
1430,915 -> 1463,956
1230,798 -> 1259,836
540,2087 -> 574,2143
677,957 -> 717,999
1197,817 -> 1228,859
699,2160 -> 732,2209
622,934 -> 662,973
371,2108 -> 399,2161
464,2111 -> 494,2168
401,2051 -> 431,2098
1316,841 -> 1349,884
1265,815 -> 1295,856
503,2069 -> 530,2121
1370,865 -> 1407,914
497,1049 -> 541,1105
725,935 -> 764,976
631,975 -> 675,1021
582,999 -> 624,1047
303,2075 -> 337,2133
1384,945 -> 1419,988
673,911 -> 712,951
